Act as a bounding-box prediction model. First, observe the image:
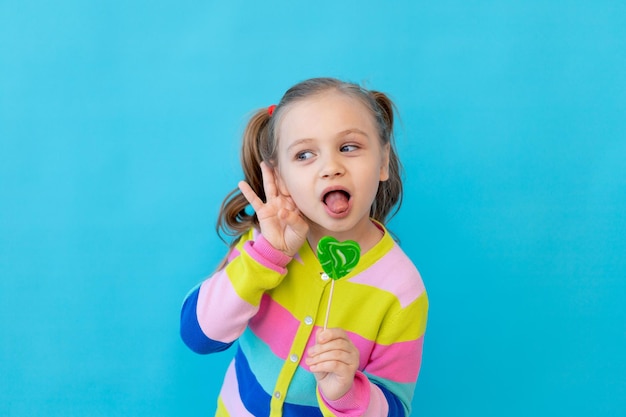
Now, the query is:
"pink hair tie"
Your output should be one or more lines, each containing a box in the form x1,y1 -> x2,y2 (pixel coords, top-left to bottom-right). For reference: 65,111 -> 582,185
267,105 -> 277,116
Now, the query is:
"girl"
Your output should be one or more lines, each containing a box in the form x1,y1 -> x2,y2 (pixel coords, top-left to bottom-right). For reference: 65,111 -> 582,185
180,77 -> 428,417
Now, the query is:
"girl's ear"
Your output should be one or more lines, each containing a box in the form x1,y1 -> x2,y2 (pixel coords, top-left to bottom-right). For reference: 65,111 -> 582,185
274,164 -> 290,196
379,143 -> 391,182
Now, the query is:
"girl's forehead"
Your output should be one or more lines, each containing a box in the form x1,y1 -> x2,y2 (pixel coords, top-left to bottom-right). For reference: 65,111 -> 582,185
276,91 -> 376,138
283,90 -> 369,113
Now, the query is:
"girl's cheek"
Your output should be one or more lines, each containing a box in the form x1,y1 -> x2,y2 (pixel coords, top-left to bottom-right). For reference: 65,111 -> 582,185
275,172 -> 289,196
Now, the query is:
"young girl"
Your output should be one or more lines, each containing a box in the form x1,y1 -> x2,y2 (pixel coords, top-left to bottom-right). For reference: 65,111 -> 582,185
180,77 -> 428,417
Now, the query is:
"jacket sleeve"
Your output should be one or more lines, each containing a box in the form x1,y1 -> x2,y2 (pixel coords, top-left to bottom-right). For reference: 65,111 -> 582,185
180,229 -> 292,354
318,289 -> 429,417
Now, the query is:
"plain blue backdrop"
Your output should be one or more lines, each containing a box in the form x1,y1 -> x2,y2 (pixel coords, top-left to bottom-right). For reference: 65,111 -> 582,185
1,1 -> 625,416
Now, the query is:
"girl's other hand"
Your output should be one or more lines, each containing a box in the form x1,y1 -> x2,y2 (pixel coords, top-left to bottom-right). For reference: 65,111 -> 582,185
305,328 -> 360,401
238,161 -> 309,257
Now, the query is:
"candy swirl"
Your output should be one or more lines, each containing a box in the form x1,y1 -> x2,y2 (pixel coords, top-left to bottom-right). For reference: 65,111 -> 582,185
316,236 -> 361,280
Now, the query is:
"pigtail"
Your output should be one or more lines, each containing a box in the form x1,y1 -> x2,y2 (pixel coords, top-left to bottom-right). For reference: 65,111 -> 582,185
370,91 -> 404,225
371,91 -> 394,132
216,109 -> 272,245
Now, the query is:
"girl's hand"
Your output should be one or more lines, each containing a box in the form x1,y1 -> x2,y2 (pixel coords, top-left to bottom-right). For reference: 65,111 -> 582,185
238,161 -> 309,257
305,328 -> 360,401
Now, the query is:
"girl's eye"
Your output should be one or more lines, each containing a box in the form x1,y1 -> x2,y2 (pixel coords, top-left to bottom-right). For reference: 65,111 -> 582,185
295,151 -> 314,161
340,144 -> 359,152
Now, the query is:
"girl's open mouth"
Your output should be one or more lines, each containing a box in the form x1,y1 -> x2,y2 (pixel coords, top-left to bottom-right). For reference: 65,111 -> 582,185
323,189 -> 351,215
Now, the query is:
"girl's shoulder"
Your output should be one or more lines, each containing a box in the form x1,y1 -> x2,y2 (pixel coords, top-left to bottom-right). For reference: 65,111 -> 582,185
351,233 -> 426,303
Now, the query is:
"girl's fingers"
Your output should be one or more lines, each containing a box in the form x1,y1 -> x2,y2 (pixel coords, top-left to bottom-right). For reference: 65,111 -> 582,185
307,349 -> 355,366
316,328 -> 349,344
238,162 -> 289,212
238,181 -> 264,212
282,196 -> 297,212
308,340 -> 355,359
260,161 -> 279,200
307,331 -> 358,363
280,207 -> 307,230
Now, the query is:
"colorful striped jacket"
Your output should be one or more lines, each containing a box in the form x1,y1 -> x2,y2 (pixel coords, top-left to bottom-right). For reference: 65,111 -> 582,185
180,223 -> 428,416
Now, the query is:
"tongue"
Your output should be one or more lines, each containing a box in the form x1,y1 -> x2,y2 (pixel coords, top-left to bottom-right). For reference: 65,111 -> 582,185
325,191 -> 349,214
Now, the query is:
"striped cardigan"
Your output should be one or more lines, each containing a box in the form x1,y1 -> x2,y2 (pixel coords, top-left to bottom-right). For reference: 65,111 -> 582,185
180,224 -> 428,416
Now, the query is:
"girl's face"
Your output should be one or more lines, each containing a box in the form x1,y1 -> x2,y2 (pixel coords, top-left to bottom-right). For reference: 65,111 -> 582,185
274,91 -> 390,248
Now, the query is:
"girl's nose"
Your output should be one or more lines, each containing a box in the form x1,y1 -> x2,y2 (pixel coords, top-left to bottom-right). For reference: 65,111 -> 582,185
320,155 -> 345,179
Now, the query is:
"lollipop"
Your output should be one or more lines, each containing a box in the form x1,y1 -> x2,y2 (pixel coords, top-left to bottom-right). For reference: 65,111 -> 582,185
316,236 -> 361,329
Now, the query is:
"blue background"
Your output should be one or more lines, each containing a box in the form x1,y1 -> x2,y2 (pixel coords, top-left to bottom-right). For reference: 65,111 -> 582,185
1,1 -> 625,416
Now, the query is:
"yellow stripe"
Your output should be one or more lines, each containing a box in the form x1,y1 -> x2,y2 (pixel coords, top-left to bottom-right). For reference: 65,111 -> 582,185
267,227 -> 397,325
376,292 -> 429,344
225,229 -> 285,306
324,284 -> 428,342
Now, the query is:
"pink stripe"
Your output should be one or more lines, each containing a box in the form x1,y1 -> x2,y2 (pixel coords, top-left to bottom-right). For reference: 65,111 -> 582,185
197,272 -> 259,342
249,296 -> 361,370
343,332 -> 375,370
249,294 -> 300,359
365,336 -> 424,383
219,360 -> 255,416
249,296 -> 423,382
340,331 -> 423,382
348,245 -> 425,308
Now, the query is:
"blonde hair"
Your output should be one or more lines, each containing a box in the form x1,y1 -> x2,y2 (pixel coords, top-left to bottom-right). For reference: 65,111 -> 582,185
216,77 -> 403,246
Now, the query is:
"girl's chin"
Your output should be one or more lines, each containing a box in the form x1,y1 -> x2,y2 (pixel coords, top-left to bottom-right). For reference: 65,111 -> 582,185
306,216 -> 368,238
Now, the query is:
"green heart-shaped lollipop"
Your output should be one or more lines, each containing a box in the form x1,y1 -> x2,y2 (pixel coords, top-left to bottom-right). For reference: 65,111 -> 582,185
316,236 -> 361,280
317,236 -> 361,329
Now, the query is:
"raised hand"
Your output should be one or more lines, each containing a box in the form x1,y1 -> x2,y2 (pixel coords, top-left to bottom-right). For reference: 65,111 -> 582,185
238,161 -> 309,257
305,328 -> 360,401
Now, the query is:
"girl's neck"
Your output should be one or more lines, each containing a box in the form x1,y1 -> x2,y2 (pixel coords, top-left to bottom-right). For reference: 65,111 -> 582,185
307,219 -> 384,255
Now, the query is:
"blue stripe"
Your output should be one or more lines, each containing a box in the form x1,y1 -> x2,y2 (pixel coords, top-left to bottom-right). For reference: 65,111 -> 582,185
374,382 -> 407,417
234,347 -> 323,416
238,328 -> 319,407
180,285 -> 233,354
